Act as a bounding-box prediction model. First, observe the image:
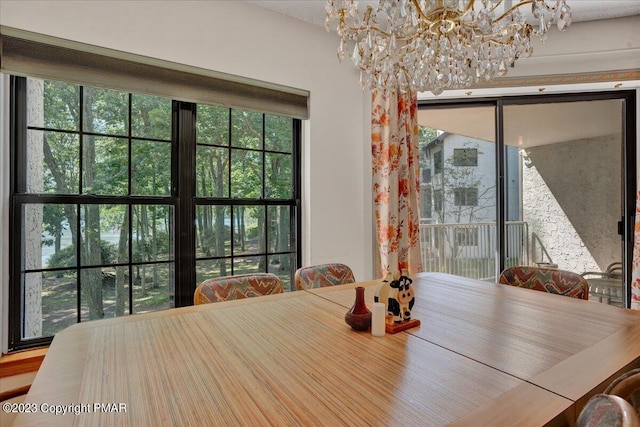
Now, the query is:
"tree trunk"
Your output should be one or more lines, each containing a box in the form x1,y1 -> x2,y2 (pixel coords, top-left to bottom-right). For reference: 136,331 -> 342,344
151,205 -> 158,289
82,87 -> 104,319
278,207 -> 290,270
257,211 -> 266,270
24,78 -> 44,337
214,154 -> 227,275
115,210 -> 129,316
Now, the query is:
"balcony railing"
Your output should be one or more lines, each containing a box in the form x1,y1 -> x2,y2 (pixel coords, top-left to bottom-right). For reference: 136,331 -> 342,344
420,221 -> 529,281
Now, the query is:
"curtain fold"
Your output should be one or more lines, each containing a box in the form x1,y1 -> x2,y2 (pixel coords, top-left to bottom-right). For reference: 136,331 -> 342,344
371,88 -> 422,277
632,189 -> 640,309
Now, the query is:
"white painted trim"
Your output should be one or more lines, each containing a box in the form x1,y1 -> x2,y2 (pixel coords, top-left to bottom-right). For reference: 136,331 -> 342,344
1,73 -> 10,354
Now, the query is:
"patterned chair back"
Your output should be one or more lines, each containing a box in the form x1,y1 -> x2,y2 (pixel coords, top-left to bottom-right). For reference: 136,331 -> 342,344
498,265 -> 589,300
578,394 -> 640,427
605,368 -> 640,416
194,273 -> 284,305
294,263 -> 356,291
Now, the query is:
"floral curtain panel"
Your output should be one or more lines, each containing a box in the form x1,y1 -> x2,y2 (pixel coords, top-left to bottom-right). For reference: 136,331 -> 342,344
371,88 -> 422,277
633,188 -> 640,309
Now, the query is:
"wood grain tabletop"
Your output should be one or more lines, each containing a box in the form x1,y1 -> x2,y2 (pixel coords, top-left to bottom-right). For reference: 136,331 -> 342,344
13,272 -> 640,426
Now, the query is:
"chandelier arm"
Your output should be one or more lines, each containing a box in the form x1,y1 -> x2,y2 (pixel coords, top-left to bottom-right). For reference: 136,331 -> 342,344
339,5 -> 434,41
326,0 -> 570,94
463,0 -> 477,14
494,0 -> 534,23
412,0 -> 452,26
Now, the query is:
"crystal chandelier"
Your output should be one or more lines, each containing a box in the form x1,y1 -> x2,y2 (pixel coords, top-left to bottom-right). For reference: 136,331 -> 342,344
325,0 -> 572,95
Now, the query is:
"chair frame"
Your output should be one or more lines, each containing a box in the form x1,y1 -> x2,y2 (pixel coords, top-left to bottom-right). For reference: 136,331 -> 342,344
499,265 -> 589,300
294,263 -> 355,291
194,272 -> 284,304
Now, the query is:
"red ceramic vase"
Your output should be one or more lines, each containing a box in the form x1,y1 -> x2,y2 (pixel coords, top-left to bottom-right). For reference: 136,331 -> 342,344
345,286 -> 372,331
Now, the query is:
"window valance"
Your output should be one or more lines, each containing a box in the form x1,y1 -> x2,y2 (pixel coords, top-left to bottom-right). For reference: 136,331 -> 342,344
0,27 -> 309,119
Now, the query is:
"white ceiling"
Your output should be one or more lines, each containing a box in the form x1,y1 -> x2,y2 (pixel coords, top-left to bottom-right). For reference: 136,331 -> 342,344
417,98 -> 623,148
245,1 -> 635,146
245,0 -> 640,27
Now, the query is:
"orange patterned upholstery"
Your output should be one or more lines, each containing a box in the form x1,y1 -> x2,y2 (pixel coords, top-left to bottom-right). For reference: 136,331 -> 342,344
294,263 -> 356,291
605,368 -> 640,416
578,394 -> 640,427
194,273 -> 284,305
499,265 -> 589,300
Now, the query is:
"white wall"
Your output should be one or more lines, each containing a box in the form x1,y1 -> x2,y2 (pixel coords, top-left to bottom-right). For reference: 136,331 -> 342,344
0,1 -> 374,281
512,15 -> 640,78
0,2 -> 638,294
0,75 -> 9,353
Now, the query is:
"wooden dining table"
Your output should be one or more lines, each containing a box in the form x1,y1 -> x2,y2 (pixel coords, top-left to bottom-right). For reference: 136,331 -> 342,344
11,272 -> 640,426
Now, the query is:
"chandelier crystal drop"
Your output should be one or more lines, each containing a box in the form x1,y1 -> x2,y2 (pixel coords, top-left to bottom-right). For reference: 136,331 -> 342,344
325,0 -> 572,95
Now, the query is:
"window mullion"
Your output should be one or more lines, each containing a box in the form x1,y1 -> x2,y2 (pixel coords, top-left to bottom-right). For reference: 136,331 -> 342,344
174,101 -> 196,307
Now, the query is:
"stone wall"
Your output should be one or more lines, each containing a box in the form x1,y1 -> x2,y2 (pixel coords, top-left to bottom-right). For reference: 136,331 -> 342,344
522,134 -> 621,273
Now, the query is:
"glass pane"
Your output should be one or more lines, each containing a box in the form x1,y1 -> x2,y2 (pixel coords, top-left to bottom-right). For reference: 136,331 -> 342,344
231,149 -> 262,198
504,99 -> 624,306
265,115 -> 292,152
42,204 -> 78,269
27,78 -> 79,131
132,140 -> 171,196
268,254 -> 294,291
23,270 -> 77,339
417,106 -> 497,280
83,136 -> 128,195
133,205 -> 173,262
82,87 -> 128,135
131,94 -> 171,140
22,204 -> 73,271
197,104 -> 229,146
231,109 -> 262,149
233,256 -> 266,276
233,206 -> 265,256
196,259 -> 231,287
266,153 -> 292,199
133,263 -> 173,314
27,130 -> 79,194
195,205 -> 231,258
196,146 -> 229,197
80,204 -> 128,266
268,206 -> 291,253
81,267 -> 129,321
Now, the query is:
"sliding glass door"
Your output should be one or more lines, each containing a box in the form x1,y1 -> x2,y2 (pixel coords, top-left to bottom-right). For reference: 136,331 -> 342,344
417,105 -> 498,280
418,90 -> 636,308
504,98 -> 626,307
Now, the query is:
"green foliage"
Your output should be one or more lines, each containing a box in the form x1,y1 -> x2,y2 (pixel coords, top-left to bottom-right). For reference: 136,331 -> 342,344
265,115 -> 293,152
232,109 -> 262,149
133,230 -> 171,263
47,240 -> 117,269
197,104 -> 229,146
83,87 -> 128,134
132,94 -> 171,140
418,126 -> 438,149
42,205 -> 67,245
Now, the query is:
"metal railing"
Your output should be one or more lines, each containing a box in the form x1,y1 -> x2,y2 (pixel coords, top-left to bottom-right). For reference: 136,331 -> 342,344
419,221 -> 529,280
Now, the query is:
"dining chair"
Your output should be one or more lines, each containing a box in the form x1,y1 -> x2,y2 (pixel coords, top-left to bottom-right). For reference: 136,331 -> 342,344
605,368 -> 640,415
582,262 -> 623,306
294,263 -> 356,291
194,273 -> 284,304
498,265 -> 589,300
577,394 -> 640,427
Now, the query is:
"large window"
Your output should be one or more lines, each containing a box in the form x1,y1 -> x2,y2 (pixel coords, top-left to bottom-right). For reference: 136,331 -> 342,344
194,105 -> 298,288
453,187 -> 479,206
9,76 -> 301,350
453,148 -> 478,166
